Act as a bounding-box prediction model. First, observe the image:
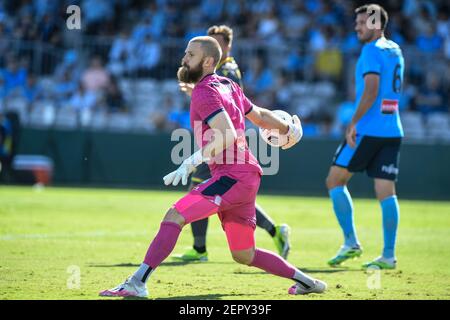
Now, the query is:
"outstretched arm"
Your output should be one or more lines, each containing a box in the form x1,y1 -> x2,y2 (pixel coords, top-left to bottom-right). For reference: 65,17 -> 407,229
246,105 -> 302,150
246,105 -> 289,134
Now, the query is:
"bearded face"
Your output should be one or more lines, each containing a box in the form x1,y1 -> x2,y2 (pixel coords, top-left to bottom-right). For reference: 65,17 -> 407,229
357,27 -> 375,43
355,14 -> 376,43
177,59 -> 204,84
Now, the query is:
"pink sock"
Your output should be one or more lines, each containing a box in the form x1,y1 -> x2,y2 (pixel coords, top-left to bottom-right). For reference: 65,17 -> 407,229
249,248 -> 296,279
143,221 -> 182,269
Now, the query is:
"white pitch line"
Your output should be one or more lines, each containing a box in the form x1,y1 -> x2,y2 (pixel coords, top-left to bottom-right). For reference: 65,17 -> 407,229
0,229 -> 225,241
0,231 -> 150,241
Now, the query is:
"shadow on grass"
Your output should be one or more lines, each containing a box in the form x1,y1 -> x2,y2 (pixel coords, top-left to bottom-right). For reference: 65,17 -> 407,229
301,267 -> 362,273
89,263 -> 362,275
122,296 -> 150,301
232,270 -> 266,275
155,293 -> 247,300
89,261 -> 235,268
231,266 -> 360,276
105,294 -> 243,301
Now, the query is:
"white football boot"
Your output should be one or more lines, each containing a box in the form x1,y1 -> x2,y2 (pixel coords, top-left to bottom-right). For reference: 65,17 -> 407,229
288,279 -> 327,295
99,277 -> 148,298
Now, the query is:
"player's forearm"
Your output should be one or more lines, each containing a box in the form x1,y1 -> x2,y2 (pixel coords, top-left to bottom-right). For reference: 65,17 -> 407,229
255,108 -> 289,134
351,90 -> 378,124
201,128 -> 237,159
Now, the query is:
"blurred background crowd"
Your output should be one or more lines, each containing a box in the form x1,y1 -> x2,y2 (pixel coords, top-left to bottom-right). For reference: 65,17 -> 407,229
0,0 -> 449,141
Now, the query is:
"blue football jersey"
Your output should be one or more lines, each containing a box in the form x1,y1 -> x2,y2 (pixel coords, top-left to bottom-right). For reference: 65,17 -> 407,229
355,37 -> 404,137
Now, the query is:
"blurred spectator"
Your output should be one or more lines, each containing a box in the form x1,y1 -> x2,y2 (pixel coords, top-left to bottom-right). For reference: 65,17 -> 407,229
0,111 -> 12,159
414,72 -> 448,115
0,76 -> 6,99
317,0 -> 341,26
314,27 -> 343,83
0,0 -> 447,137
411,3 -> 435,36
12,13 -> 38,41
167,98 -> 190,130
68,82 -> 98,111
21,73 -> 43,105
37,13 -> 60,44
283,2 -> 310,41
201,0 -> 224,23
243,56 -> 274,97
104,77 -> 128,114
331,86 -> 357,137
108,30 -> 137,77
33,0 -> 59,20
54,50 -> 82,84
184,19 -> 207,42
416,25 -> 444,54
53,70 -> 78,104
309,25 -> 328,52
0,111 -> 13,182
399,83 -> 417,112
436,10 -> 450,58
257,10 -> 282,44
82,0 -> 114,34
0,22 -> 9,63
151,95 -> 178,131
136,34 -> 161,77
273,72 -> 293,110
131,16 -> 154,43
81,56 -> 111,93
1,57 -> 27,97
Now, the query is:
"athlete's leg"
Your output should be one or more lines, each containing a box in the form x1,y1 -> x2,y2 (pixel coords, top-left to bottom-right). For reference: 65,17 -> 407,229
363,138 -> 401,269
224,222 -> 326,295
374,178 -> 396,201
188,180 -> 209,254
99,207 -> 185,297
175,164 -> 212,261
326,165 -> 360,247
326,165 -> 364,266
255,203 -> 276,235
375,178 -> 399,260
255,203 -> 291,259
100,192 -> 219,297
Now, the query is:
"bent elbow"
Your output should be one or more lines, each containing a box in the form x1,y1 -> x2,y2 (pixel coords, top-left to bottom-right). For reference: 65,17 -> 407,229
228,130 -> 238,147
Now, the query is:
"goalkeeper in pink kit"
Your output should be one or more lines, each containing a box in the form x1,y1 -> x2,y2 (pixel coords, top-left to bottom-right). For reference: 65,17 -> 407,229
100,36 -> 327,298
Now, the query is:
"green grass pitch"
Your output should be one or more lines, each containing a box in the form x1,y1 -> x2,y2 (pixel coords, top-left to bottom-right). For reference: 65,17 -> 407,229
1,186 -> 450,300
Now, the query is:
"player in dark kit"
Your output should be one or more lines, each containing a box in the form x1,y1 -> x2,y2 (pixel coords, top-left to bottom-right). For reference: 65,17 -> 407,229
175,25 -> 291,262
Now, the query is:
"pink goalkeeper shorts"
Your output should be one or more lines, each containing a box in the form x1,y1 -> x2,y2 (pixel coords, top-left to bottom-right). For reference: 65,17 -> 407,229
173,171 -> 261,250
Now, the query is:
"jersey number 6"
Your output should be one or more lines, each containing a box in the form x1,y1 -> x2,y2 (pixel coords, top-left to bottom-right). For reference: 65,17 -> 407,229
392,63 -> 402,93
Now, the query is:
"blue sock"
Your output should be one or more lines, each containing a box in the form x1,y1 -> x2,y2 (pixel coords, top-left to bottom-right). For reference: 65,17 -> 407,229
329,186 -> 359,247
380,195 -> 400,259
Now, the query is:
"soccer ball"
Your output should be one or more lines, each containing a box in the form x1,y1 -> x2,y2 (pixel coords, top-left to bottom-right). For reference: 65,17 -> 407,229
259,110 -> 292,147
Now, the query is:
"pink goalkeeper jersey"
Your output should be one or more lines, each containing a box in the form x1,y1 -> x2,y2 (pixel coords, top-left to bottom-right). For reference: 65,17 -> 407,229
190,73 -> 263,177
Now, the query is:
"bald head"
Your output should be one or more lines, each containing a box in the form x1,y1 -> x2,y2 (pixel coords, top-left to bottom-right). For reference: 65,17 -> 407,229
189,36 -> 222,68
178,36 -> 223,84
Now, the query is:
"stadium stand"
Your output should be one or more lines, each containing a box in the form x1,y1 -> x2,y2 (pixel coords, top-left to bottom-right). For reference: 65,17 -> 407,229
0,0 -> 448,141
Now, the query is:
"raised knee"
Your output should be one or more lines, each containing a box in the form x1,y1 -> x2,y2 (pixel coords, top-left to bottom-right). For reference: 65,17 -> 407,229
163,207 -> 185,228
231,251 -> 254,265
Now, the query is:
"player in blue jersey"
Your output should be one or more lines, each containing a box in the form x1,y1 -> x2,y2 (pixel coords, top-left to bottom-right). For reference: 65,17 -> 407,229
326,4 -> 404,270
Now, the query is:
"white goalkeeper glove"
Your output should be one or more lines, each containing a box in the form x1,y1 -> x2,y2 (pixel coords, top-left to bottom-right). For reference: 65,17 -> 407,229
282,115 -> 303,150
163,150 -> 206,186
